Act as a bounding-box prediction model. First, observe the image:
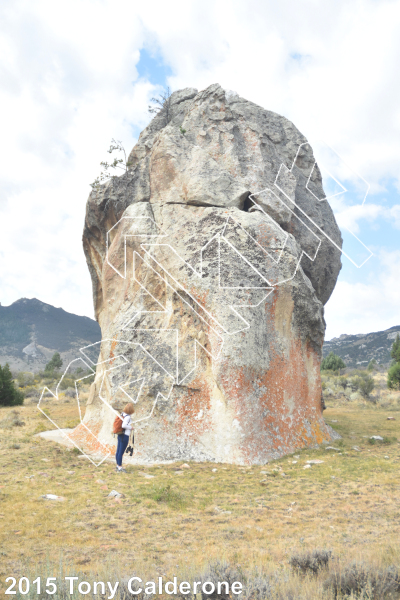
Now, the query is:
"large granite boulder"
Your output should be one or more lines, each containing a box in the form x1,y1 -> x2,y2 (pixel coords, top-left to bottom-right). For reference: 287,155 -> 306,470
75,84 -> 342,464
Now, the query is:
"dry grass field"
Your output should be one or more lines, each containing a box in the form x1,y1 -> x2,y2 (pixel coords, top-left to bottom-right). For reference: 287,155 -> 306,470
0,378 -> 399,598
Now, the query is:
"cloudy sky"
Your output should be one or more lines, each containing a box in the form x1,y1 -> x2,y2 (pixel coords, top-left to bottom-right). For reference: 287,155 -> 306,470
0,0 -> 399,340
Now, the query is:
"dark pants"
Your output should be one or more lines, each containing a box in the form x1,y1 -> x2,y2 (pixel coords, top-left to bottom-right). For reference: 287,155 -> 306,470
116,433 -> 129,466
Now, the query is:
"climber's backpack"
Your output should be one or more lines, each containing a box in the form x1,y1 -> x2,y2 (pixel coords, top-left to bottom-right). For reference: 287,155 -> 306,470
112,413 -> 125,435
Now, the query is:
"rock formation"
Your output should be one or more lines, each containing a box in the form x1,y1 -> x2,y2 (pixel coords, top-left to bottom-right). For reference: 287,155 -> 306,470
74,84 -> 342,464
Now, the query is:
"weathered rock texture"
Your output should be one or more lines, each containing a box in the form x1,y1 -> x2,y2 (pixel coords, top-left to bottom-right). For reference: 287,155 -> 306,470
74,84 -> 342,464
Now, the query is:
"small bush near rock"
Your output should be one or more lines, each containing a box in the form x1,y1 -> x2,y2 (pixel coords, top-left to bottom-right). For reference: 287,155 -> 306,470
321,352 -> 346,372
148,484 -> 187,510
289,549 -> 332,575
357,375 -> 375,399
197,560 -> 245,600
64,387 -> 76,398
388,362 -> 400,390
60,377 -> 75,390
118,577 -> 155,600
16,372 -> 34,387
33,422 -> 48,434
368,436 -> 397,445
324,562 -> 400,599
337,376 -> 348,390
22,386 -> 36,398
0,410 -> 25,428
242,573 -> 275,600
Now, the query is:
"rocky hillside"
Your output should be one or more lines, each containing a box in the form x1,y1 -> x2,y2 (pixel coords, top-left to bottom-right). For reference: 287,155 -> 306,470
0,298 -> 101,372
323,325 -> 400,368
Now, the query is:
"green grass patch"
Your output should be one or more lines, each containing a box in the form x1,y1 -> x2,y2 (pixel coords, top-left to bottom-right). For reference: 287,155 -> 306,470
145,484 -> 188,510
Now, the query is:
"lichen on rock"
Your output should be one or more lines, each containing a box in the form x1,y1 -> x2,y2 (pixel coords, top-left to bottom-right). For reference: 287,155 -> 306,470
78,83 -> 342,464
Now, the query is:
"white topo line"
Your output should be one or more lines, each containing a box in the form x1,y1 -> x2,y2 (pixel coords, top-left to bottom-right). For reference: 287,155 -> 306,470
38,142 -> 373,465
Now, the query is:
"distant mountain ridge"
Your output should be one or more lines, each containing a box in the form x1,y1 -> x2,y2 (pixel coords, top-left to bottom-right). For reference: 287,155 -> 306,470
323,325 -> 400,368
0,298 -> 101,372
1,297 -> 398,372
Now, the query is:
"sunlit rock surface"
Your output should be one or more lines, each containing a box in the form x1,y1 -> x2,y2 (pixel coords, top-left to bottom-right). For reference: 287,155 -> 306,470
75,84 -> 342,464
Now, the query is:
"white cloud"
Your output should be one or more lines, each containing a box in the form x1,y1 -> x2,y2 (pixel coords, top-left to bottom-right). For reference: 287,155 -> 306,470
0,0 -> 399,339
152,0 -> 400,183
335,203 -> 400,234
0,1 -> 156,315
324,249 -> 400,339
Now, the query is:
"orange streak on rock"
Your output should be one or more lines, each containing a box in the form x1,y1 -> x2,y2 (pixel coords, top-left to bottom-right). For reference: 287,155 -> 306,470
68,422 -> 115,456
219,339 -> 329,463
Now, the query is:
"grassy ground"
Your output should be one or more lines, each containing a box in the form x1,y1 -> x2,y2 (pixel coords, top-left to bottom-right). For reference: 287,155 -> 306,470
0,381 -> 399,597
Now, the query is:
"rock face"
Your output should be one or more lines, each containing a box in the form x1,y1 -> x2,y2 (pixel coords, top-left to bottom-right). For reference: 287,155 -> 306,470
76,84 -> 342,464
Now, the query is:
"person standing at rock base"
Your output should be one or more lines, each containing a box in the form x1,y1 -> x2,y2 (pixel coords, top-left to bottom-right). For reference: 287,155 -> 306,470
115,403 -> 135,473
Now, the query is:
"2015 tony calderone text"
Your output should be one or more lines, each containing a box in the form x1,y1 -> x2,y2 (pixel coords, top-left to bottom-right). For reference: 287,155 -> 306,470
4,576 -> 243,597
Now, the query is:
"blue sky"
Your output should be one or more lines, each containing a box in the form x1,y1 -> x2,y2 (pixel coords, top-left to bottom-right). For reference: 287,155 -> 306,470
0,0 -> 399,341
136,49 -> 172,88
130,49 -> 172,139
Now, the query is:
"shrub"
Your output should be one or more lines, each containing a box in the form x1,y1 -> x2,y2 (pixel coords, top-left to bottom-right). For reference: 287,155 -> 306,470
337,376 -> 348,390
148,86 -> 173,125
369,436 -> 397,445
388,362 -> 400,390
44,352 -> 63,374
64,387 -> 76,398
23,386 -> 37,398
38,370 -> 59,382
84,373 -> 95,385
0,410 -> 25,428
33,422 -> 48,434
0,364 -> 24,406
147,484 -> 187,509
289,549 -> 332,575
16,372 -> 34,387
324,561 -> 400,599
357,375 -> 375,399
387,335 -> 400,390
196,560 -> 245,600
391,333 -> 400,363
59,377 -> 75,390
321,352 -> 346,372
242,574 -> 275,600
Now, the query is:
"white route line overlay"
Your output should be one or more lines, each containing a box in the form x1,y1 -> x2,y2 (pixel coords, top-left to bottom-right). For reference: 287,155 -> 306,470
37,358 -> 111,467
274,141 -> 373,268
38,142 -> 374,465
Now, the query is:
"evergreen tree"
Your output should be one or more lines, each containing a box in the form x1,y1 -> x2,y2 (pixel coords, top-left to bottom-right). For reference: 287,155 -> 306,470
357,375 -> 375,398
388,334 -> 400,389
390,334 -> 400,363
45,352 -> 63,373
0,364 -> 24,406
388,362 -> 400,390
321,352 -> 346,372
